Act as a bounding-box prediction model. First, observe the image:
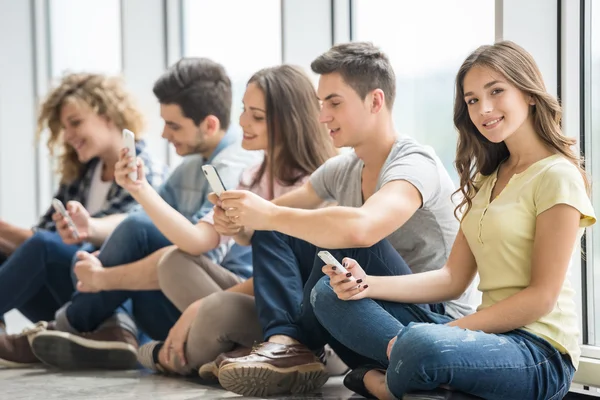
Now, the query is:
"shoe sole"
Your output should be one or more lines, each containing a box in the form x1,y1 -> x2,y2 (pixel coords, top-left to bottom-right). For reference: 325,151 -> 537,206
218,362 -> 328,397
198,361 -> 219,382
31,331 -> 138,370
0,358 -> 40,368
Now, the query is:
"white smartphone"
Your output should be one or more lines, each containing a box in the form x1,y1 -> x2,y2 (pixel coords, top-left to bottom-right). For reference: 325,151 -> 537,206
122,129 -> 138,181
317,251 -> 355,281
202,165 -> 227,197
52,198 -> 80,239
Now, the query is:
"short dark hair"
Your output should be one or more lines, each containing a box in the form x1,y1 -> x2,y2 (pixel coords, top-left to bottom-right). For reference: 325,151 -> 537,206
311,42 -> 396,109
153,57 -> 232,130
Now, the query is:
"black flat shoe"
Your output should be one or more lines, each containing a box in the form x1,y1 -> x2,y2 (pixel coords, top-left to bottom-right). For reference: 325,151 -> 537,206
343,365 -> 382,399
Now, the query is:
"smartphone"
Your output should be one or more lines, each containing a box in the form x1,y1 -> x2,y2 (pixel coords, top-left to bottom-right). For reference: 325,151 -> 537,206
52,198 -> 80,239
317,251 -> 355,281
202,165 -> 227,197
122,129 -> 138,181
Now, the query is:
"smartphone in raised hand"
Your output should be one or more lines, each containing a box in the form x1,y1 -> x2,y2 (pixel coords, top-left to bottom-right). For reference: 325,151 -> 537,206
52,198 -> 80,239
202,165 -> 227,197
122,129 -> 138,181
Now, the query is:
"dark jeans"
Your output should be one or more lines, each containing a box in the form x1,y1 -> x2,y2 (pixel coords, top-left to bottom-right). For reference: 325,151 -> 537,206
312,280 -> 574,400
0,231 -> 81,323
63,212 -> 181,340
250,230 -> 418,369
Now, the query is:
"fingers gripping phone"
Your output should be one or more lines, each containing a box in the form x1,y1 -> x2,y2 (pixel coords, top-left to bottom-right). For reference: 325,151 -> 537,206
122,129 -> 138,181
202,165 -> 227,197
317,251 -> 356,281
52,198 -> 80,239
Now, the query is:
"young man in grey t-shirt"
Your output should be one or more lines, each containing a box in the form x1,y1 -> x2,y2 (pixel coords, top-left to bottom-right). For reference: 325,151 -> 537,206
213,42 -> 479,397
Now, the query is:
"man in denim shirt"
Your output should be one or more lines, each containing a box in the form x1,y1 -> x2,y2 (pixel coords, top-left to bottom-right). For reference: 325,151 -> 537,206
1,58 -> 260,369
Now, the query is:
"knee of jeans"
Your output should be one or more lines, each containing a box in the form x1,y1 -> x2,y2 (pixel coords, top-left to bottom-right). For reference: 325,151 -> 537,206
310,276 -> 337,312
390,323 -> 454,376
156,247 -> 187,293
25,230 -> 56,251
112,212 -> 153,241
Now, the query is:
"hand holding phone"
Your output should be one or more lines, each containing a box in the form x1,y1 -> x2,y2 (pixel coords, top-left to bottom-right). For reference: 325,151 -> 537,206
52,198 -> 80,239
122,129 -> 137,181
202,165 -> 227,197
318,251 -> 355,281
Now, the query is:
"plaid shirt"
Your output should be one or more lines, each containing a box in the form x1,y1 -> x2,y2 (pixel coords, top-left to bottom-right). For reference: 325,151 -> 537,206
36,140 -> 168,231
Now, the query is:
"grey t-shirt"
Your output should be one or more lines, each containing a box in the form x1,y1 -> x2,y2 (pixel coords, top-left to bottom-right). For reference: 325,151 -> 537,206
310,136 -> 479,318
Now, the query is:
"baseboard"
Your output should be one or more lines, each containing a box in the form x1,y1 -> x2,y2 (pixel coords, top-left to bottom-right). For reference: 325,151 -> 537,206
573,356 -> 600,388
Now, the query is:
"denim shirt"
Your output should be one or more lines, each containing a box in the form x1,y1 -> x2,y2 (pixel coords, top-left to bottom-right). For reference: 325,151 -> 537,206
157,128 -> 261,276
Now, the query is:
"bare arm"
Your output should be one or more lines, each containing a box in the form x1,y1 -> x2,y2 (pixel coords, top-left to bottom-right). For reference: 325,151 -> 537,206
367,229 -> 478,303
0,235 -> 16,255
219,182 -> 326,247
97,246 -> 174,291
272,182 -> 327,209
115,154 -> 219,256
268,180 -> 422,249
131,183 -> 219,256
447,204 -> 582,333
0,220 -> 33,249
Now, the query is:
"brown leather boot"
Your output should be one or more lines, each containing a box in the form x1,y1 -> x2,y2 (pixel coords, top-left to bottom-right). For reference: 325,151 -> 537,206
198,346 -> 251,381
218,342 -> 328,397
0,321 -> 54,368
31,325 -> 138,370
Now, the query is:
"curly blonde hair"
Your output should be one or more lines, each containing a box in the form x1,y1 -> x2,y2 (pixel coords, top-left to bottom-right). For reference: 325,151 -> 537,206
37,73 -> 145,184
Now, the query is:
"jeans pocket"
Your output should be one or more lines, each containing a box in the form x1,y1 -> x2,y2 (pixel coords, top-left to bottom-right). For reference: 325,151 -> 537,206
546,383 -> 568,400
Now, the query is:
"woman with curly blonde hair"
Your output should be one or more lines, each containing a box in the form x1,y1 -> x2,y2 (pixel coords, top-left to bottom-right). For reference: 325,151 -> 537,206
0,73 -> 165,349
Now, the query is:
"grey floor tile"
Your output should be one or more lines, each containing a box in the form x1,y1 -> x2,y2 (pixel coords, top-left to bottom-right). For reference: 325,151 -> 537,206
0,368 -> 358,400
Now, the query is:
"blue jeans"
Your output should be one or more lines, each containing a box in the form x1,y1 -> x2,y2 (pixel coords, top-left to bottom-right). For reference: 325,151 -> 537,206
64,212 -> 181,340
250,230 -> 416,369
0,231 -> 81,322
311,280 -> 575,400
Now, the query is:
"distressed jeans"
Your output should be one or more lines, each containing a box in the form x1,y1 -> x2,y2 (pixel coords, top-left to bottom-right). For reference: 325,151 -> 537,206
312,277 -> 575,400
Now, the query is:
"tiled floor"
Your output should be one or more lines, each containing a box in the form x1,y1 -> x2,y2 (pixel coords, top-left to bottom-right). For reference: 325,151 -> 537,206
6,312 -> 592,399
1,368 -> 358,400
3,310 -> 358,399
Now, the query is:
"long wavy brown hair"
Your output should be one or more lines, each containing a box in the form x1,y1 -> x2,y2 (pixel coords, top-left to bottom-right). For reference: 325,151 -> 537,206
453,40 -> 588,219
247,65 -> 337,198
37,73 -> 145,184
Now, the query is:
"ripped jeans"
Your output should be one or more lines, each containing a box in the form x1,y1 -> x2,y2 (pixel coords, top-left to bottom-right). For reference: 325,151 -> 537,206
311,277 -> 575,400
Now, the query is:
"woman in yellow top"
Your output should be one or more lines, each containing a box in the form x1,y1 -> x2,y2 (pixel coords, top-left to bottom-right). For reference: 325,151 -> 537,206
311,40 -> 596,400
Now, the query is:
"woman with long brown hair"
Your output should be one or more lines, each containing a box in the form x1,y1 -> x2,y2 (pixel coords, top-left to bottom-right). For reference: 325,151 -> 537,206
312,41 -> 595,399
137,64 -> 337,376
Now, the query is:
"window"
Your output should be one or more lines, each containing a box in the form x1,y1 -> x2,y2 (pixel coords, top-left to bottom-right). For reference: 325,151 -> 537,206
49,0 -> 122,77
183,0 -> 282,123
586,0 -> 600,348
353,0 -> 495,182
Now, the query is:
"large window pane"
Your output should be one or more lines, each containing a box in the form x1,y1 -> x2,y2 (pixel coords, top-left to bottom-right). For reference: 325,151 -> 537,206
183,0 -> 282,123
49,0 -> 122,77
354,0 -> 495,182
588,0 -> 600,347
